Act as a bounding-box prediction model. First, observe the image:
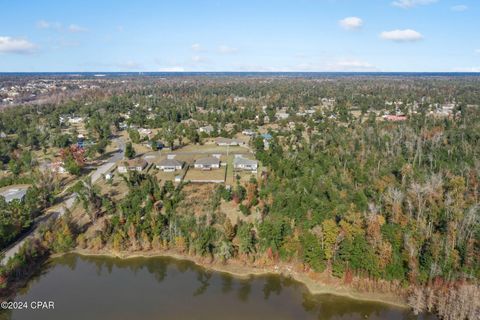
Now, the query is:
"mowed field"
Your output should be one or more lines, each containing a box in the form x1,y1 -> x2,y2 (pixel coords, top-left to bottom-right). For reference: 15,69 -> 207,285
184,166 -> 226,182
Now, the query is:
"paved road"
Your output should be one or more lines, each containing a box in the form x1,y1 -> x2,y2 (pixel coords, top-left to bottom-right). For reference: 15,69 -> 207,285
1,137 -> 125,264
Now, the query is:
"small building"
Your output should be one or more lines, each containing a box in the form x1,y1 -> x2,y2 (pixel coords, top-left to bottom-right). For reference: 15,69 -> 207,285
105,172 -> 113,181
138,128 -> 152,137
275,112 -> 289,120
157,159 -> 184,172
260,133 -> 273,140
51,161 -> 67,174
67,116 -> 84,124
215,137 -> 243,146
383,114 -> 407,122
199,125 -> 214,134
118,159 -> 148,173
194,157 -> 221,170
242,129 -> 255,136
0,187 -> 28,203
233,156 -> 258,172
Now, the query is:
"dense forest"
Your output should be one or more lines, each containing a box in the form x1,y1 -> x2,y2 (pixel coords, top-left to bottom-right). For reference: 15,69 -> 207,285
0,75 -> 479,319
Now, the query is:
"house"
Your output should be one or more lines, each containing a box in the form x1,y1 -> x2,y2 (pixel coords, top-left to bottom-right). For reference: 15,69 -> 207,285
383,114 -> 407,122
261,133 -> 272,140
138,128 -> 152,137
242,129 -> 255,136
261,133 -> 272,150
118,159 -> 148,173
199,125 -> 214,134
51,161 -> 67,174
0,187 -> 28,203
156,159 -> 184,172
194,157 -> 221,170
215,137 -> 244,146
233,156 -> 258,172
67,116 -> 84,124
275,112 -> 289,120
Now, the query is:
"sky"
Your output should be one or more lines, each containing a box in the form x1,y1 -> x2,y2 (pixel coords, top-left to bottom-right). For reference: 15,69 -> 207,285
0,0 -> 479,72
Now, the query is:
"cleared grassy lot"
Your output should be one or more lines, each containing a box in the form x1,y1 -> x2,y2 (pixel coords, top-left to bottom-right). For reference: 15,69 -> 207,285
184,166 -> 226,183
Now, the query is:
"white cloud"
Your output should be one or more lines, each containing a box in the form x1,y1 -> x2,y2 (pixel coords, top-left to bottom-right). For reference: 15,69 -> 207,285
0,36 -> 36,54
339,17 -> 363,30
392,0 -> 437,8
68,24 -> 88,33
380,29 -> 423,42
451,5 -> 468,12
218,45 -> 239,54
191,43 -> 202,52
36,20 -> 62,30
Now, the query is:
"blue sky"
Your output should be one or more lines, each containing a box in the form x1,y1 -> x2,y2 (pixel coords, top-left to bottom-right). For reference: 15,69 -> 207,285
0,0 -> 479,72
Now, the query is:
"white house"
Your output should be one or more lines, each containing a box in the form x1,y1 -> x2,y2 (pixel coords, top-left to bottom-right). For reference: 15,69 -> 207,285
199,125 -> 214,134
215,137 -> 244,146
242,129 -> 255,136
157,159 -> 184,172
233,156 -> 258,172
68,116 -> 84,124
194,157 -> 221,170
275,112 -> 289,120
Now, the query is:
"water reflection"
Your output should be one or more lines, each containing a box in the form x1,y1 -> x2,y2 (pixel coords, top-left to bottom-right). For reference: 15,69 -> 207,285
220,274 -> 233,294
3,254 -> 437,320
193,271 -> 211,297
263,275 -> 282,299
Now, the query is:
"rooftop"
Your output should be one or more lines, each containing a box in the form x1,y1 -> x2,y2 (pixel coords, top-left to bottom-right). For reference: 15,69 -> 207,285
234,157 -> 258,167
157,159 -> 183,167
195,157 -> 221,166
0,187 -> 28,203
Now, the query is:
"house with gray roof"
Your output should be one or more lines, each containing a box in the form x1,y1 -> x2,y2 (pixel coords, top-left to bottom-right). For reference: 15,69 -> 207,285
215,137 -> 245,146
194,157 -> 221,170
156,159 -> 184,172
233,156 -> 258,172
0,187 -> 28,203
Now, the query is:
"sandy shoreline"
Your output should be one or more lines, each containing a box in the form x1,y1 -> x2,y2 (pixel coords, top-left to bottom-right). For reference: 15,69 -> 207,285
54,249 -> 408,309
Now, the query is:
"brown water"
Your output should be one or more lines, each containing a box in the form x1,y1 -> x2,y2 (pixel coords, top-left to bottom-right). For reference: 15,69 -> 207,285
2,254 -> 435,320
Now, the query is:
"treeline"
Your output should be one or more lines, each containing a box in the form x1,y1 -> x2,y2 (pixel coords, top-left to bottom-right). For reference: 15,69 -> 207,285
1,76 -> 480,319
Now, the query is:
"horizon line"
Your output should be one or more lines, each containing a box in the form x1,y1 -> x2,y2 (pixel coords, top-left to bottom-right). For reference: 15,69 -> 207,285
1,71 -> 480,74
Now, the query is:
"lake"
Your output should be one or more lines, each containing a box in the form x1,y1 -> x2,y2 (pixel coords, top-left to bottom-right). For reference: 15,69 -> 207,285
2,254 -> 435,320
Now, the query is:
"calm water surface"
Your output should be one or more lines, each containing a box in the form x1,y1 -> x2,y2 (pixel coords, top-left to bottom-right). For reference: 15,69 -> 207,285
2,254 -> 435,320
